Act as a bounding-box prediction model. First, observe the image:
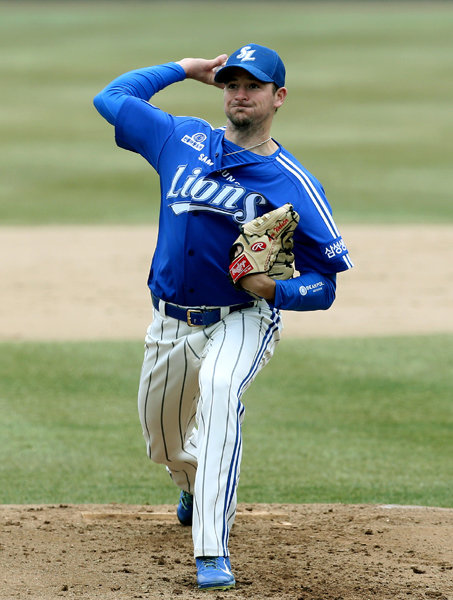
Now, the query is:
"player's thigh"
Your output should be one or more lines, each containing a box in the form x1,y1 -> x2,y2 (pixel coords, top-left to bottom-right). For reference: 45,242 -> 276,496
200,306 -> 281,399
138,313 -> 201,434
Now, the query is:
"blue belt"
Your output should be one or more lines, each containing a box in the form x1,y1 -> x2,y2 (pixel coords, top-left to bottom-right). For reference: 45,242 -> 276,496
151,292 -> 254,327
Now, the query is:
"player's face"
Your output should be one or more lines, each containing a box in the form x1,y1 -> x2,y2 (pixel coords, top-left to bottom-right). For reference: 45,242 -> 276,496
223,70 -> 286,131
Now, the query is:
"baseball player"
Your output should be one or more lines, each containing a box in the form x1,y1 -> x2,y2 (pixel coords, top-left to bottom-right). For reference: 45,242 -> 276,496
93,43 -> 353,590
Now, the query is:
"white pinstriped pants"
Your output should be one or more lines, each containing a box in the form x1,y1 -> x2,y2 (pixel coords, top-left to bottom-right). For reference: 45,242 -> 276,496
137,300 -> 282,558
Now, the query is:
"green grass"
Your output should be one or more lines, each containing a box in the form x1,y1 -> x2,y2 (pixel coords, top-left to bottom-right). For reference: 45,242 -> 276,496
1,1 -> 452,224
1,335 -> 451,507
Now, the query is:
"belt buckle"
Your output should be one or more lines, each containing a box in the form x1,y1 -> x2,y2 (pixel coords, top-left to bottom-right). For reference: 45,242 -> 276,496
187,309 -> 203,327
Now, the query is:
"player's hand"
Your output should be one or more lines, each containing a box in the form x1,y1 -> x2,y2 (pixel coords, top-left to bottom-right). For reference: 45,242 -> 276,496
177,55 -> 228,88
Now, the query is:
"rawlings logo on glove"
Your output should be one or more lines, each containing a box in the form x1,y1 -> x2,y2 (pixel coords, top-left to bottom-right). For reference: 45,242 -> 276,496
228,203 -> 300,292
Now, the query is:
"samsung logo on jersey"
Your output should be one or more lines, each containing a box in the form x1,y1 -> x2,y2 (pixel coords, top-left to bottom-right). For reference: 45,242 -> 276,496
220,169 -> 238,185
167,165 -> 267,223
325,239 -> 347,259
198,153 -> 214,167
181,133 -> 206,151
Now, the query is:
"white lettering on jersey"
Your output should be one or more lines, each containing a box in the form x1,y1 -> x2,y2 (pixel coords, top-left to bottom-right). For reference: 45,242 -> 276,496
198,153 -> 214,166
236,46 -> 256,62
220,169 -> 238,185
324,239 -> 347,259
166,165 -> 267,223
190,178 -> 220,201
209,186 -> 244,207
167,166 -> 202,198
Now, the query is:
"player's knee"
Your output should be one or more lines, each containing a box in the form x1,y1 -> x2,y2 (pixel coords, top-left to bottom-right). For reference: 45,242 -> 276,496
201,376 -> 243,413
208,374 -> 234,398
147,436 -> 190,467
146,437 -> 168,465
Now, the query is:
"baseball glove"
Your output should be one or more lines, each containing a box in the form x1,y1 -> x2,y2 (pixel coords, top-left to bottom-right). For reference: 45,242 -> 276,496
228,203 -> 300,293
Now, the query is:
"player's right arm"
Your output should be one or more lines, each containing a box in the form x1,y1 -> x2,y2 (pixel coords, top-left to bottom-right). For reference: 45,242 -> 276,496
93,63 -> 186,125
93,55 -> 227,125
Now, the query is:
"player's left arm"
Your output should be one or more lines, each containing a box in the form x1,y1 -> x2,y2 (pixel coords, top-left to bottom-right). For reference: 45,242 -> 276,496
231,203 -> 338,310
239,271 -> 336,311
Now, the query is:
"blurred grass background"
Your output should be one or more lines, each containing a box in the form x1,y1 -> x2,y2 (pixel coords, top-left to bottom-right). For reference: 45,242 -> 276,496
1,336 -> 452,506
1,2 -> 452,508
1,1 -> 452,224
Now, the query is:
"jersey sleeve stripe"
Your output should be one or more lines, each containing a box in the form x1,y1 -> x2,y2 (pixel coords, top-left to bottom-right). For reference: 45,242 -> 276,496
276,154 -> 340,238
343,254 -> 354,269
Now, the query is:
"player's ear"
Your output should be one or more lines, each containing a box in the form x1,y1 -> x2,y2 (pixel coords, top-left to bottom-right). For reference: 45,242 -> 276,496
274,87 -> 287,110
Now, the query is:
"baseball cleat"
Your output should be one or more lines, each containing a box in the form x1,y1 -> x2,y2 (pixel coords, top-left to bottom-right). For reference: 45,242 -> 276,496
196,556 -> 236,590
176,490 -> 193,526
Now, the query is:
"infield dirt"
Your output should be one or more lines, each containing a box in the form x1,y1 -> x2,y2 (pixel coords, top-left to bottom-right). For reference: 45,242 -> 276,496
1,503 -> 452,600
2,224 -> 453,341
1,225 -> 452,599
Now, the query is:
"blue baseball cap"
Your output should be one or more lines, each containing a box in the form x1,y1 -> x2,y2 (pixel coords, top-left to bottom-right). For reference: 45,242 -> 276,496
214,43 -> 286,88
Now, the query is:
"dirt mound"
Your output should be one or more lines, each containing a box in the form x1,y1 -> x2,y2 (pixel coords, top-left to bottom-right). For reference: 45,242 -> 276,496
1,503 -> 452,599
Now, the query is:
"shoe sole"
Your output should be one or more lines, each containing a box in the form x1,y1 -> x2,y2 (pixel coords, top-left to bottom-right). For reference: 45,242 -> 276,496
198,583 -> 236,591
198,578 -> 236,591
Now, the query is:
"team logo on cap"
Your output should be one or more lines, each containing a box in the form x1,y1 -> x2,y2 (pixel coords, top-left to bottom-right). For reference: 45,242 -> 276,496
236,46 -> 256,62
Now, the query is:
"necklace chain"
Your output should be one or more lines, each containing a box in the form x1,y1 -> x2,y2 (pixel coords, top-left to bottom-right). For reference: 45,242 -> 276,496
223,137 -> 272,157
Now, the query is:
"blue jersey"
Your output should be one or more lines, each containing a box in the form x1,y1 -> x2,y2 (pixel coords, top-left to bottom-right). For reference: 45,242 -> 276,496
94,63 -> 353,309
